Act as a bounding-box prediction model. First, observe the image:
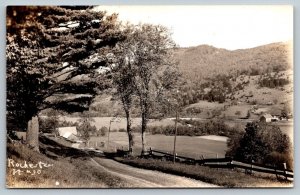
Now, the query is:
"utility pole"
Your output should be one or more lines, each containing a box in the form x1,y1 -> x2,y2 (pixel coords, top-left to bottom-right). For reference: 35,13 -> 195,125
107,116 -> 120,149
173,108 -> 178,163
107,119 -> 113,148
173,90 -> 180,164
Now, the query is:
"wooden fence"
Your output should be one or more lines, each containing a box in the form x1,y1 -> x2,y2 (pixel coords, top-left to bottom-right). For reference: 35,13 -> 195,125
145,148 -> 293,180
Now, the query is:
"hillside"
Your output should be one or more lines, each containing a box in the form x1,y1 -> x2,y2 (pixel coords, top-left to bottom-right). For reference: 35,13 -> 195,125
184,70 -> 293,119
173,41 -> 292,82
6,139 -> 127,188
63,41 -> 293,121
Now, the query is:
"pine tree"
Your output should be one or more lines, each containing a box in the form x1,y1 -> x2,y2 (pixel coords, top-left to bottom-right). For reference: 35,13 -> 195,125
6,6 -> 123,133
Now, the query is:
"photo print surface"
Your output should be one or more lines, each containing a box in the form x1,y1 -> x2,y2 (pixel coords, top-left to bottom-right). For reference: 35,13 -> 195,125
6,5 -> 293,188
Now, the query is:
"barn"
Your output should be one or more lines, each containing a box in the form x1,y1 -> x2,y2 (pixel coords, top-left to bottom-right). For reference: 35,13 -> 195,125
260,114 -> 272,122
56,126 -> 81,142
260,114 -> 279,123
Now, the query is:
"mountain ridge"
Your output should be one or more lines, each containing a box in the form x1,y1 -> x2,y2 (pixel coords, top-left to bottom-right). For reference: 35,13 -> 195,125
173,41 -> 292,82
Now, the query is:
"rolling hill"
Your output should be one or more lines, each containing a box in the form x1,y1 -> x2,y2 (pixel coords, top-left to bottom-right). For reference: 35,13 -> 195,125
173,41 -> 292,82
62,41 -> 293,120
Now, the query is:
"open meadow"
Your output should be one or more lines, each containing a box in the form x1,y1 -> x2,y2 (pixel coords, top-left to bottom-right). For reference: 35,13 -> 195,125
63,115 -> 293,157
90,132 -> 228,158
63,116 -> 293,144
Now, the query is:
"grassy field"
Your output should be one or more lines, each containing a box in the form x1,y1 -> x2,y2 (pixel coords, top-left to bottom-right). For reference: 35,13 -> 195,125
64,115 -> 293,156
90,132 -> 228,158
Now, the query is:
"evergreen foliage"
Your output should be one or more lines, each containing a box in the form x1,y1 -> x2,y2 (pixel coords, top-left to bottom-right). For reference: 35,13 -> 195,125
226,121 -> 292,169
6,6 -> 123,131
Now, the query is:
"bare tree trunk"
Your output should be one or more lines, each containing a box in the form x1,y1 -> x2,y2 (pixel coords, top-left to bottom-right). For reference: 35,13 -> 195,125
141,114 -> 146,155
125,110 -> 134,155
141,104 -> 149,155
26,115 -> 39,152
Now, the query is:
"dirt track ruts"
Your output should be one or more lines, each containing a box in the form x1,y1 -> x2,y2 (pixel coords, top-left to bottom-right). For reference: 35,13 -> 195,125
91,157 -> 218,188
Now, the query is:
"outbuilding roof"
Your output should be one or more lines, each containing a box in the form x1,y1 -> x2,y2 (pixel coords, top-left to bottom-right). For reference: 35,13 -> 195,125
57,126 -> 77,139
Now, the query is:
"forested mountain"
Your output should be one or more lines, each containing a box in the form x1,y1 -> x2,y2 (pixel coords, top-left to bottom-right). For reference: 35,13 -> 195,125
174,41 -> 292,83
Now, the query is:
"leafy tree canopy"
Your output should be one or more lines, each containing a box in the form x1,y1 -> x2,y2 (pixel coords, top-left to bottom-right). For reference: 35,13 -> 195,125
226,121 -> 292,169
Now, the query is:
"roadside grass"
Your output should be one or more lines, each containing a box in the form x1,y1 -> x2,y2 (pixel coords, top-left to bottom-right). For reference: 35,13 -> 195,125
6,142 -> 127,188
114,157 -> 292,188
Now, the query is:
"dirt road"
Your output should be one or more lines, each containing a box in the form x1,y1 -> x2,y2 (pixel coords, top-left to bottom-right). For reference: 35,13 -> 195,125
91,157 -> 218,188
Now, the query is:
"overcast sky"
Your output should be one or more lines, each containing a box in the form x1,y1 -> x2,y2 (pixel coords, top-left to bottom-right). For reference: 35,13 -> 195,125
94,5 -> 293,50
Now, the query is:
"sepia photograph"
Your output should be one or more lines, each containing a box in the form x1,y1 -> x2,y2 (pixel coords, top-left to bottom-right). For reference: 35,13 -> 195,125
6,5 -> 293,188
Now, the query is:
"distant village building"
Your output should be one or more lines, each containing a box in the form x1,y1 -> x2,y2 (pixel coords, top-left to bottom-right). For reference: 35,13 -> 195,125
260,114 -> 279,123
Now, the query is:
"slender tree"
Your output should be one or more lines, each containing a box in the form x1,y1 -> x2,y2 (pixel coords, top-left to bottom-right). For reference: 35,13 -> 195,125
117,24 -> 177,154
77,116 -> 96,145
108,38 -> 136,154
108,23 -> 179,154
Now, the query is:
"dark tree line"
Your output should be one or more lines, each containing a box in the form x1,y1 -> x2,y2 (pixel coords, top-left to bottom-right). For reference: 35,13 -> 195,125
148,119 -> 236,137
258,76 -> 289,88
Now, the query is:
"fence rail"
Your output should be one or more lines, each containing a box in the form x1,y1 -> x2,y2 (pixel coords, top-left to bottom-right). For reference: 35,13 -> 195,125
146,148 -> 293,180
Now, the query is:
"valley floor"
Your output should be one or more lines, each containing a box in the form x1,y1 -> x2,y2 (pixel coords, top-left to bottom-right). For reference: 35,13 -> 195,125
6,135 -> 292,188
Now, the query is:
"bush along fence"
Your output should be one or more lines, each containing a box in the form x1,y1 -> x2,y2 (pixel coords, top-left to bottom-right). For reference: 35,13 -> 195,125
139,147 -> 293,181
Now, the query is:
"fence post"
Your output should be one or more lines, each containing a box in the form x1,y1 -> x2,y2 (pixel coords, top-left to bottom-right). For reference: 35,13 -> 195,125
250,160 -> 254,175
274,166 -> 279,180
173,109 -> 178,164
216,153 -> 219,169
229,158 -> 233,170
283,163 -> 287,180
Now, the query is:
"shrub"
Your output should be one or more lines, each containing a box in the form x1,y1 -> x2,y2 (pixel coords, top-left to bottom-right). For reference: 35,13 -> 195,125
98,126 -> 107,136
59,120 -> 78,127
250,99 -> 257,105
77,119 -> 97,142
39,117 -> 60,134
226,121 -> 293,169
265,152 -> 293,170
185,107 -> 202,115
235,111 -> 241,116
149,126 -> 163,135
258,76 -> 289,88
119,128 -> 126,132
